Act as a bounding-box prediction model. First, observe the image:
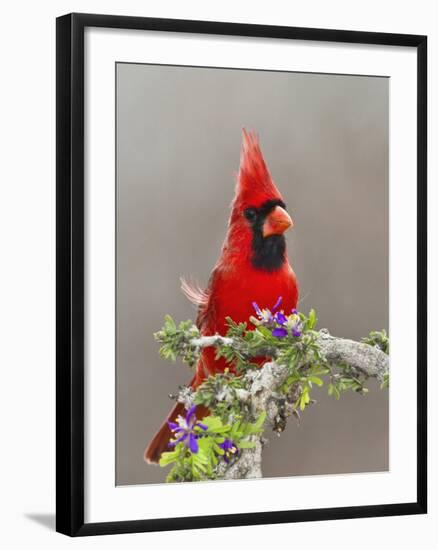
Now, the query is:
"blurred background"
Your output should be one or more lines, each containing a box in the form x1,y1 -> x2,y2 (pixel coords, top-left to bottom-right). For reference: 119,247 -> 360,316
116,63 -> 388,485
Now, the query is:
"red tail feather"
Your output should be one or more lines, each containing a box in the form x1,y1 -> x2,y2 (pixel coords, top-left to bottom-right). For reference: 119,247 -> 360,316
144,401 -> 186,464
144,375 -> 209,464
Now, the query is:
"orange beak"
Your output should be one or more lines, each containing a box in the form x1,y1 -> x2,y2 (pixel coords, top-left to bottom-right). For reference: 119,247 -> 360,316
262,206 -> 293,237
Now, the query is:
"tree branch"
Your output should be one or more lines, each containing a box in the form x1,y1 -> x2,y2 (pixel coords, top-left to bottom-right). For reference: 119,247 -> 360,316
178,329 -> 389,480
317,329 -> 388,382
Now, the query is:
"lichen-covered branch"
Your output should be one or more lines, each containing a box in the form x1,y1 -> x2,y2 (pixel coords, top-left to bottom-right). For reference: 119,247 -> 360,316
177,329 -> 389,480
317,330 -> 388,382
189,329 -> 389,381
154,309 -> 389,482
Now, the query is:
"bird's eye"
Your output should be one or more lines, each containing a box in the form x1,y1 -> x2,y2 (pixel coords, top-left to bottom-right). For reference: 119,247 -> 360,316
244,208 -> 257,222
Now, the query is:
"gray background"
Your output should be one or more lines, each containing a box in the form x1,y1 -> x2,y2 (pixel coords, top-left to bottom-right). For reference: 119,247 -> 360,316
116,63 -> 389,486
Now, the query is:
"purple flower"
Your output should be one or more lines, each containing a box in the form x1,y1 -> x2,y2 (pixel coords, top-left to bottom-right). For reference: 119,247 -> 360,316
252,297 -> 303,339
167,405 -> 208,453
252,301 -> 273,323
272,327 -> 288,338
292,326 -> 302,337
219,438 -> 239,463
252,296 -> 284,323
290,312 -> 302,337
273,311 -> 288,326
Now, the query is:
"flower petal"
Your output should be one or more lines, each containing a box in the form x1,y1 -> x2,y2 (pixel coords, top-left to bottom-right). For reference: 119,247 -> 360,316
272,327 -> 288,338
263,309 -> 273,323
169,432 -> 188,446
188,433 -> 199,453
252,301 -> 263,318
272,296 -> 283,311
274,311 -> 288,325
185,404 -> 197,425
219,439 -> 233,451
167,421 -> 180,431
195,422 -> 208,431
292,327 -> 302,337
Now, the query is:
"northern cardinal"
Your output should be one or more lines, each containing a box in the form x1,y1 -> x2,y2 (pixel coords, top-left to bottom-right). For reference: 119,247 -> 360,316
145,129 -> 299,464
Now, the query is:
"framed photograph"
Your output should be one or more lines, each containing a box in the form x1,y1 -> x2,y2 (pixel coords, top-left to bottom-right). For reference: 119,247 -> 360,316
56,13 -> 427,536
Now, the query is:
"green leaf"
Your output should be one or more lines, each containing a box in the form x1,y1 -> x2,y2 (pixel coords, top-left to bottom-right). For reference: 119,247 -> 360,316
308,308 -> 317,329
201,415 -> 231,434
253,411 -> 267,431
308,376 -> 323,387
159,450 -> 179,467
256,325 -> 274,339
380,373 -> 390,389
238,440 -> 256,449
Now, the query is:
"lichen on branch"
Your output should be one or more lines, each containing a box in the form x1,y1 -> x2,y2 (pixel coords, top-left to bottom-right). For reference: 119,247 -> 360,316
153,303 -> 389,482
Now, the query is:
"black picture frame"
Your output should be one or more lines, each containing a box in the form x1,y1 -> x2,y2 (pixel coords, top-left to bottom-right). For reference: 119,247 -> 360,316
56,12 -> 427,537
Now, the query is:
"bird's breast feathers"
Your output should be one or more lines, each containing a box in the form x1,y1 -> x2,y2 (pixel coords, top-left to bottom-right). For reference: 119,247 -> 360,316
201,261 -> 298,334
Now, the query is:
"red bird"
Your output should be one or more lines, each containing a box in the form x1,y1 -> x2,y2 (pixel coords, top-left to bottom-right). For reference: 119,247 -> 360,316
145,129 -> 299,464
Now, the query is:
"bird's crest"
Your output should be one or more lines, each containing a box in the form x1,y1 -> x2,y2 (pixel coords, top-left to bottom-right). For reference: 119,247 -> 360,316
235,129 -> 284,208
